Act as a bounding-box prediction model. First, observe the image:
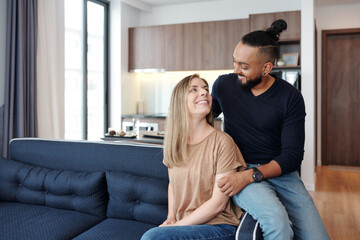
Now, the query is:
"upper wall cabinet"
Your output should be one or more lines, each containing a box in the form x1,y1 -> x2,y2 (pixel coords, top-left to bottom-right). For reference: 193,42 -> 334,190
129,18 -> 249,71
129,26 -> 166,70
249,11 -> 301,41
202,19 -> 249,70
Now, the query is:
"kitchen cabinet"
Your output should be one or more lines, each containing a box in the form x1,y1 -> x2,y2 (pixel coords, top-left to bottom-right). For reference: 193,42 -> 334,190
183,22 -> 203,70
129,11 -> 300,71
165,24 -> 184,71
202,19 -> 249,70
129,25 -> 165,70
249,11 -> 301,40
250,11 -> 301,69
129,19 -> 249,71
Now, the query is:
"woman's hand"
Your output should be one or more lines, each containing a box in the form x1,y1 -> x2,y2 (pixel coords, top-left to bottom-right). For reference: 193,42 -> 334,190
159,217 -> 176,227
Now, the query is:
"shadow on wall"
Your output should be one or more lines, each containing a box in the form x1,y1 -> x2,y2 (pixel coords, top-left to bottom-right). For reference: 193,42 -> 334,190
0,105 -> 3,157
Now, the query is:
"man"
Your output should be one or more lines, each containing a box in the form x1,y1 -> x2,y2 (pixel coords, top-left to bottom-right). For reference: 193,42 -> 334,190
212,19 -> 329,240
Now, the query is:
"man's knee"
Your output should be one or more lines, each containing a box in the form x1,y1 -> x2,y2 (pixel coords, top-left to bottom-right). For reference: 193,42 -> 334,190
141,227 -> 162,240
257,211 -> 293,239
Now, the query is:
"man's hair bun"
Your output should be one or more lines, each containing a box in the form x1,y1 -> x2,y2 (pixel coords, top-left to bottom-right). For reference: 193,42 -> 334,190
266,19 -> 287,41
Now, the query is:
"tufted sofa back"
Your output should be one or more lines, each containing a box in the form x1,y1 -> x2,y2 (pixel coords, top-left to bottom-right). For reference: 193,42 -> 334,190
3,138 -> 169,225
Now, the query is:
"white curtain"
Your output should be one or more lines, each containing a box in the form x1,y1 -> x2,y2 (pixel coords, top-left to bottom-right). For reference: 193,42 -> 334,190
37,0 -> 65,138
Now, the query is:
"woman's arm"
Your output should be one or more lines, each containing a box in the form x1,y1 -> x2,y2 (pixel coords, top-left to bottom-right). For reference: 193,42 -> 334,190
172,169 -> 236,226
160,183 -> 176,226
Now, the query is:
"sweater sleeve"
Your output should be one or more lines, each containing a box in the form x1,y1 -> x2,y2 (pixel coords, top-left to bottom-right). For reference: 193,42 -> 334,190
211,76 -> 222,118
273,92 -> 306,174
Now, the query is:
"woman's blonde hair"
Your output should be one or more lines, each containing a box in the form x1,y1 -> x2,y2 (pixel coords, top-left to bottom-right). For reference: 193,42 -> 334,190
163,74 -> 214,168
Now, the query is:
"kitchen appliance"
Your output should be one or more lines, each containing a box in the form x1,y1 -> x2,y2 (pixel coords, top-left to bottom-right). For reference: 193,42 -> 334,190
122,120 -> 158,132
271,70 -> 301,91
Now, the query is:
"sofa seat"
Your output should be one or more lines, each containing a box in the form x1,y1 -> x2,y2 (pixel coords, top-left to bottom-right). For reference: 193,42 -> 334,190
0,202 -> 104,240
73,218 -> 156,240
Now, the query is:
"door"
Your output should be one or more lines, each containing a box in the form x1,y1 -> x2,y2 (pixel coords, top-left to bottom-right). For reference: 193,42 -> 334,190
322,29 -> 360,166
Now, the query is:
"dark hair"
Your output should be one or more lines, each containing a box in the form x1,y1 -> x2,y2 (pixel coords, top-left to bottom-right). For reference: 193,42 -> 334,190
241,19 -> 287,63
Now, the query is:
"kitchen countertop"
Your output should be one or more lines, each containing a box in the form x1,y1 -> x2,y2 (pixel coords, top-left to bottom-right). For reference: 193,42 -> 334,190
122,113 -> 167,119
122,114 -> 222,120
101,131 -> 164,145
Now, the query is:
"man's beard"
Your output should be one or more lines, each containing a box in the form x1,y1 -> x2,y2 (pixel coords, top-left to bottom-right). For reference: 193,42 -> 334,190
237,73 -> 263,89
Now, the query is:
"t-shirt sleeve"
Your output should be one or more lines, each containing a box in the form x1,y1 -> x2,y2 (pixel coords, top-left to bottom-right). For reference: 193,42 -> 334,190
216,133 -> 247,174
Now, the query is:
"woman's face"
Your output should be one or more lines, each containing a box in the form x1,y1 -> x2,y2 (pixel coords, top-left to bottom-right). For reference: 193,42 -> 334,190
187,77 -> 212,119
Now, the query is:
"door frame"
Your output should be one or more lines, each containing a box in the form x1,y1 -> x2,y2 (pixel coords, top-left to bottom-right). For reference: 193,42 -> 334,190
321,28 -> 360,165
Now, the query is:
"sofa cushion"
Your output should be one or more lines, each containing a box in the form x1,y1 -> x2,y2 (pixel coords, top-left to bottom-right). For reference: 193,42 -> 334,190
106,171 -> 168,225
0,202 -> 103,240
0,157 -> 107,217
73,218 -> 156,240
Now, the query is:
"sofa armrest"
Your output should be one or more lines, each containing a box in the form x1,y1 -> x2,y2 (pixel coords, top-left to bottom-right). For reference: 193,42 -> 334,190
236,211 -> 263,240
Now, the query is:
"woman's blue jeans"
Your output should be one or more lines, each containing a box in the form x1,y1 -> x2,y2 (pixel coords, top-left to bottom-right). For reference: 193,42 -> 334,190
141,224 -> 236,240
232,164 -> 330,240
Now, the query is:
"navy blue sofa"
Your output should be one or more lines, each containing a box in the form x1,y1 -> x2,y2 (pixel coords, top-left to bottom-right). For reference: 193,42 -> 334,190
0,138 -> 262,240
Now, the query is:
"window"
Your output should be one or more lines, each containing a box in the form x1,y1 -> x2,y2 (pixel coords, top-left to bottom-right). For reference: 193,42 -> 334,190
64,0 -> 109,140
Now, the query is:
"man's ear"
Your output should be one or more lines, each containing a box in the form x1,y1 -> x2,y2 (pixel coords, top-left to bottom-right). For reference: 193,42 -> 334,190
262,62 -> 274,76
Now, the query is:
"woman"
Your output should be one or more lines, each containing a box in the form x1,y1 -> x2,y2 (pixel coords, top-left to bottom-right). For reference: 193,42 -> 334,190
141,74 -> 246,240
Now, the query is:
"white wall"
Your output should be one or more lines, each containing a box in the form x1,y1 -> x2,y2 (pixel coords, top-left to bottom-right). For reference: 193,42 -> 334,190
315,2 -> 360,165
120,2 -> 141,116
0,0 -> 6,107
139,0 -> 301,26
300,0 -> 316,191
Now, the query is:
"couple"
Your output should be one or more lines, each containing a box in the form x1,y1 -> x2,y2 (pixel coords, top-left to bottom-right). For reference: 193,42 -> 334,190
142,20 -> 330,240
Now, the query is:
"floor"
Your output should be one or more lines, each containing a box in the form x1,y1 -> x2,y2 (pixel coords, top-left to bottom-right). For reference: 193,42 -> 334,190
309,166 -> 360,240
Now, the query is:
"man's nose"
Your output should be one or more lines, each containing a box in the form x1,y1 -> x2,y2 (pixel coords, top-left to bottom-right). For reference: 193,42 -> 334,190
234,64 -> 241,73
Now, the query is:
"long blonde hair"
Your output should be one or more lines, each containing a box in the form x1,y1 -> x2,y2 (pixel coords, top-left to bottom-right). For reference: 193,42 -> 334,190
163,74 -> 214,168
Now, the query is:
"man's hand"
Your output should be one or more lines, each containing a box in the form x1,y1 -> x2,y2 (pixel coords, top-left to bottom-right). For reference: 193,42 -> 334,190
217,170 -> 254,196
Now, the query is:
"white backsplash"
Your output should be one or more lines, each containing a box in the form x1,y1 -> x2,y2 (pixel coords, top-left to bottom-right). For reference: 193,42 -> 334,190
129,70 -> 233,115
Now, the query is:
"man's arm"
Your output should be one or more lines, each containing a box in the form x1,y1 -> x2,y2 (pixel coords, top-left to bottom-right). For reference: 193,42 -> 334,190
217,160 -> 281,197
211,77 -> 222,118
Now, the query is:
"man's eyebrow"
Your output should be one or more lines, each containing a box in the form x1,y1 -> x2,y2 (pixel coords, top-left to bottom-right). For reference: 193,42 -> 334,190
233,57 -> 249,65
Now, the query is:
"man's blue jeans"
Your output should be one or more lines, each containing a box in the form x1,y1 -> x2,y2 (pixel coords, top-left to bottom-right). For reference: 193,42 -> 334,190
232,164 -> 330,240
141,224 -> 236,240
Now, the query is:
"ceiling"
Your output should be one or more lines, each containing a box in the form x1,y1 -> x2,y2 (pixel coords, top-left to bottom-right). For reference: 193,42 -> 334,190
137,0 -> 220,7
136,0 -> 360,7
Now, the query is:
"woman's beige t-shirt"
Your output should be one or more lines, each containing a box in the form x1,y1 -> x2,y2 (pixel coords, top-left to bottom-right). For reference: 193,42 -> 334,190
164,129 -> 247,226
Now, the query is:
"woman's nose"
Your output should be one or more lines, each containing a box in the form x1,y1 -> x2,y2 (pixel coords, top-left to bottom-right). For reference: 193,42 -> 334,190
200,89 -> 208,96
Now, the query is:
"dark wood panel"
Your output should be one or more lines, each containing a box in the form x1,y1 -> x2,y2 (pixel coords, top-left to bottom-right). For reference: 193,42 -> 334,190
249,12 -> 276,32
128,26 -> 165,70
217,19 -> 249,69
250,11 -> 300,41
202,19 -> 249,70
165,24 -> 184,71
129,27 -> 144,70
201,21 -> 216,70
275,11 -> 301,40
183,22 -> 202,71
322,29 -> 360,166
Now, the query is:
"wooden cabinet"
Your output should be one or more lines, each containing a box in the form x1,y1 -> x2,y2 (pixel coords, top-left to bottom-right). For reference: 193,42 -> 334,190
128,12 -> 300,71
250,11 -> 301,69
183,23 -> 203,71
129,19 -> 249,71
165,24 -> 184,71
249,11 -> 301,41
129,26 -> 165,70
201,19 -> 249,70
